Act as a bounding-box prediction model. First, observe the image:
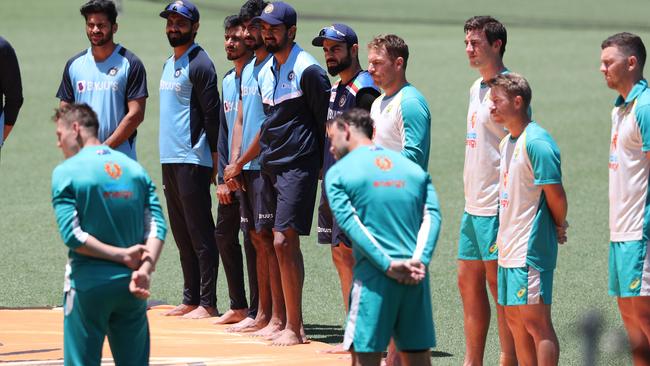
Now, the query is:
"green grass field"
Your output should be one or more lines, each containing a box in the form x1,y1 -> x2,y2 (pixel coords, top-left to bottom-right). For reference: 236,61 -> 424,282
2,0 -> 650,364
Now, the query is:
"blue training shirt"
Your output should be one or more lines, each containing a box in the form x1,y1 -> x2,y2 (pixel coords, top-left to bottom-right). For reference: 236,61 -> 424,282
159,43 -> 220,168
257,43 -> 330,171
56,45 -> 147,160
240,54 -> 272,170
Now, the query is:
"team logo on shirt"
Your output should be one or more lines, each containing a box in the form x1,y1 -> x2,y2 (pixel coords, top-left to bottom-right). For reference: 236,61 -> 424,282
108,67 -> 118,76
104,162 -> 122,180
630,278 -> 641,290
264,4 -> 274,13
375,156 -> 393,171
338,95 -> 347,107
288,71 -> 295,81
174,68 -> 182,78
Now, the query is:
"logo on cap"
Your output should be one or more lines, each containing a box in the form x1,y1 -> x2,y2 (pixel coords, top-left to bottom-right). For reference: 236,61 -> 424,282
264,4 -> 274,13
108,67 -> 118,76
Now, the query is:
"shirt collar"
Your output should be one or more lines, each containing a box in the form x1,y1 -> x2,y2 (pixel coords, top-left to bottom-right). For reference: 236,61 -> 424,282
615,79 -> 648,107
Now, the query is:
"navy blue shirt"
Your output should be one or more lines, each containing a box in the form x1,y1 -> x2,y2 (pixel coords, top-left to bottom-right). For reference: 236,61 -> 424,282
257,43 -> 330,171
57,45 -> 147,159
159,44 -> 220,168
0,36 -> 23,147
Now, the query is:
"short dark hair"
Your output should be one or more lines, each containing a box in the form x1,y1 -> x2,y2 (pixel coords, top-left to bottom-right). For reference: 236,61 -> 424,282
464,16 -> 507,57
368,34 -> 409,69
224,14 -> 243,31
80,0 -> 118,25
602,32 -> 646,70
239,0 -> 268,22
52,103 -> 100,137
328,108 -> 374,139
487,73 -> 532,110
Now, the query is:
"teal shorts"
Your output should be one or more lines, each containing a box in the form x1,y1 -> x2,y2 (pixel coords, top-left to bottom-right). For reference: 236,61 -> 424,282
63,277 -> 149,366
609,240 -> 650,297
343,274 -> 436,353
497,265 -> 554,306
458,212 -> 499,261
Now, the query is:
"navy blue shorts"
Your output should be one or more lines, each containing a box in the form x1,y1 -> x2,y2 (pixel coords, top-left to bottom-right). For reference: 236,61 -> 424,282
318,181 -> 351,247
264,160 -> 319,235
238,170 -> 275,233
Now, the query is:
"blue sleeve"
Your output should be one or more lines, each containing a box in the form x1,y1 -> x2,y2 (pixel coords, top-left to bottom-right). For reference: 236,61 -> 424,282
124,50 -> 148,100
189,49 -> 221,153
400,94 -> 431,169
325,167 -> 392,272
300,65 -> 331,164
56,59 -> 75,103
143,172 -> 167,241
0,37 -> 23,125
51,166 -> 86,249
635,105 -> 650,152
217,102 -> 228,184
412,174 -> 441,266
527,137 -> 562,185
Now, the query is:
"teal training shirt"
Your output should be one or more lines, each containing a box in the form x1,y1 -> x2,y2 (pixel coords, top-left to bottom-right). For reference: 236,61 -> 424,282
325,145 -> 441,280
51,145 -> 167,291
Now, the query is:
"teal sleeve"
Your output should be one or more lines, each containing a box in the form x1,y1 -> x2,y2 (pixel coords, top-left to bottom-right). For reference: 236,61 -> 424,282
635,105 -> 650,152
413,175 -> 442,266
400,96 -> 431,170
325,168 -> 392,272
144,173 -> 167,241
527,138 -> 562,185
51,166 -> 86,249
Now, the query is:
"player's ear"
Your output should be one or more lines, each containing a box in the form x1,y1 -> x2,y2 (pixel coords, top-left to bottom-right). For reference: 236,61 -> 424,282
288,25 -> 297,41
350,44 -> 359,58
112,22 -> 118,34
395,56 -> 404,70
514,95 -> 523,110
628,55 -> 638,72
491,39 -> 502,53
192,22 -> 200,33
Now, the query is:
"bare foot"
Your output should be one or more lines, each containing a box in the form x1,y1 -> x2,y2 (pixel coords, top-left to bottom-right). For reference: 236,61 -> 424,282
182,306 -> 218,319
213,309 -> 248,325
271,329 -> 304,346
318,343 -> 349,354
161,304 -> 197,316
250,321 -> 283,338
226,317 -> 260,332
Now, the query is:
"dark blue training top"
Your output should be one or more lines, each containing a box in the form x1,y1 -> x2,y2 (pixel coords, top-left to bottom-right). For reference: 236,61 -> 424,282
0,36 -> 23,146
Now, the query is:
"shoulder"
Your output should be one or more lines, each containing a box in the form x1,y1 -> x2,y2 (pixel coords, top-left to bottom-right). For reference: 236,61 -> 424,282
188,46 -> 215,69
399,86 -> 430,115
65,49 -> 89,67
635,86 -> 650,116
525,123 -> 560,154
117,46 -> 144,67
224,67 -> 236,80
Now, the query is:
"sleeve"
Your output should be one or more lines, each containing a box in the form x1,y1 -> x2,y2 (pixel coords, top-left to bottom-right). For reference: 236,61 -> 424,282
400,95 -> 431,168
125,54 -> 148,100
355,87 -> 381,111
527,137 -> 562,185
635,104 -> 650,152
217,102 -> 229,184
0,39 -> 23,125
325,168 -> 392,272
56,59 -> 75,103
51,166 -> 87,249
142,172 -> 167,241
301,65 -> 331,163
411,174 -> 442,266
189,53 -> 221,153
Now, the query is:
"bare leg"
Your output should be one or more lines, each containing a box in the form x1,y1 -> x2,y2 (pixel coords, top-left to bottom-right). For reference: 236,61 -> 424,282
518,303 -> 559,366
386,341 -> 401,366
504,306 -> 536,366
322,243 -> 354,354
352,350 -> 383,366
161,304 -> 197,316
271,228 -> 306,346
484,260 -> 517,366
399,350 -> 431,366
458,260 -> 490,366
251,231 -> 286,338
618,297 -> 650,365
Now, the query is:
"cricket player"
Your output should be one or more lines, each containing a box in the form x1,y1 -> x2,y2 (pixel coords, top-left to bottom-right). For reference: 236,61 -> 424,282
325,108 -> 440,366
51,103 -> 166,366
489,73 -> 568,366
600,32 -> 650,365
56,0 -> 147,160
460,16 -> 516,366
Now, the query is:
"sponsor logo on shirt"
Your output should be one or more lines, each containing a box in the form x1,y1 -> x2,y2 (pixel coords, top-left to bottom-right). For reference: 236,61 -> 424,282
76,80 -> 118,93
241,86 -> 260,97
609,133 -> 619,170
373,180 -> 406,188
471,112 -> 477,129
224,100 -> 237,113
160,80 -> 181,92
259,213 -> 274,219
375,156 -> 393,171
108,67 -> 118,76
104,162 -> 122,180
466,132 -> 478,148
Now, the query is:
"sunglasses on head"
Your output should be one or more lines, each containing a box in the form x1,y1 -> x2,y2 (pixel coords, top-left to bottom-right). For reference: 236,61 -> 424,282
319,26 -> 346,39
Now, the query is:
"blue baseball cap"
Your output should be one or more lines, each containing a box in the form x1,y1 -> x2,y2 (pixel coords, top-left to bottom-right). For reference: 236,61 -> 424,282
253,1 -> 296,27
160,0 -> 200,23
312,23 -> 358,47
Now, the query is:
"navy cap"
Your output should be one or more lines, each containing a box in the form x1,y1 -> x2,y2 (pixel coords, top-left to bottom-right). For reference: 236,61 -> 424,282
160,0 -> 200,23
312,23 -> 358,47
252,1 -> 296,27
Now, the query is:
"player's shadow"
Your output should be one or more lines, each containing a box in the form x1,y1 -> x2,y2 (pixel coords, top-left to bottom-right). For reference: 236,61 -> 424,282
304,324 -> 344,344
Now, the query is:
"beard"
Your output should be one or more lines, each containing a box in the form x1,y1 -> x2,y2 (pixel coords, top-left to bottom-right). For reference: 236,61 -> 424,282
167,30 -> 193,47
87,32 -> 112,47
264,32 -> 289,53
226,49 -> 246,61
245,36 -> 264,51
327,54 -> 353,77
